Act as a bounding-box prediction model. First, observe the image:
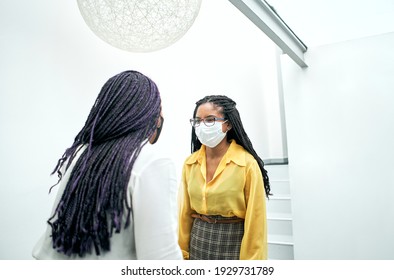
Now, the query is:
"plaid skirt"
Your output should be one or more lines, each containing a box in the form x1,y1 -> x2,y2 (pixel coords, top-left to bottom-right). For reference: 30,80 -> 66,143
189,215 -> 244,260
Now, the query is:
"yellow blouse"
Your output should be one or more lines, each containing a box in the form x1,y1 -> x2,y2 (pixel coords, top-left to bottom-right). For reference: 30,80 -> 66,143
178,140 -> 267,260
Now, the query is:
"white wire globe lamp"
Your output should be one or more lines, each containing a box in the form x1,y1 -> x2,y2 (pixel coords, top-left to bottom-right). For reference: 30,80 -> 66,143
76,0 -> 202,52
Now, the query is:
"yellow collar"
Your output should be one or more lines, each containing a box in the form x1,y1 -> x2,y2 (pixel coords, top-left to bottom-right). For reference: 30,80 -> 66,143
185,140 -> 246,167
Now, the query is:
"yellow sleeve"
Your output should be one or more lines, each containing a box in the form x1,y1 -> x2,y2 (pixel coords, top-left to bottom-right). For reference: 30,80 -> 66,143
178,164 -> 194,260
240,161 -> 267,260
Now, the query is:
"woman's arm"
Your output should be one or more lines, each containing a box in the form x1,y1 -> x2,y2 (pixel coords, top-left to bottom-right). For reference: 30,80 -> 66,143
240,160 -> 268,260
177,165 -> 194,260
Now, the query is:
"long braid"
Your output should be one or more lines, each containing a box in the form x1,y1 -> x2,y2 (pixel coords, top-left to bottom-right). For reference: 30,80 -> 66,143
191,95 -> 271,197
48,70 -> 161,256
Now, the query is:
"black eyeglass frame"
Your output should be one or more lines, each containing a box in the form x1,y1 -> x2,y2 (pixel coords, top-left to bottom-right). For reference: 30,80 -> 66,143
189,117 -> 226,127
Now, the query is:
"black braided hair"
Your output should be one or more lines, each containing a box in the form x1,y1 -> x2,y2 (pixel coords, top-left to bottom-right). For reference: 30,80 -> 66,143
47,70 -> 161,257
191,95 -> 271,197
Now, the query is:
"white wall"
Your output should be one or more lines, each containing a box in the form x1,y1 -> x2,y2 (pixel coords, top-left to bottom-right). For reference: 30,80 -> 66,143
271,0 -> 394,47
0,0 -> 286,259
281,32 -> 394,259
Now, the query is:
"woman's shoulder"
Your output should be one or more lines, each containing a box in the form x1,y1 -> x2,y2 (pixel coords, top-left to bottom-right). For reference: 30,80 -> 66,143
184,149 -> 201,165
140,141 -> 171,158
230,141 -> 257,165
133,142 -> 175,172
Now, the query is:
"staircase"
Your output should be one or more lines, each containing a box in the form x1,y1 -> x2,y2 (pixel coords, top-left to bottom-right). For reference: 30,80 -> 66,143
265,164 -> 294,259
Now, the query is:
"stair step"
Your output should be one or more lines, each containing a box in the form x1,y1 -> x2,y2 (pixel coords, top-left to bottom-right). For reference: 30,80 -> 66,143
268,235 -> 294,260
268,213 -> 292,220
269,194 -> 291,200
268,218 -> 293,236
269,180 -> 291,196
268,242 -> 294,260
265,165 -> 289,180
266,197 -> 292,214
265,164 -> 293,260
268,234 -> 293,245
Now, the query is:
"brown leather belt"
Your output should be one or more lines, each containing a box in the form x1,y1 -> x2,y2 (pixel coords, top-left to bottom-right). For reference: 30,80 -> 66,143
191,213 -> 244,224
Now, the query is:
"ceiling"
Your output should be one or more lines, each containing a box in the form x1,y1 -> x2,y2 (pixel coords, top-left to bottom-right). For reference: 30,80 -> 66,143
267,0 -> 394,47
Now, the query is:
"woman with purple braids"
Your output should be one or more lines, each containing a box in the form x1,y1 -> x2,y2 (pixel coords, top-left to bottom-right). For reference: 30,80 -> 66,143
32,70 -> 182,260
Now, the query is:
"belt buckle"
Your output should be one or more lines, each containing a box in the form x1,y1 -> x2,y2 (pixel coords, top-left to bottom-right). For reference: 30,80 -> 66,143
206,215 -> 217,224
203,215 -> 216,224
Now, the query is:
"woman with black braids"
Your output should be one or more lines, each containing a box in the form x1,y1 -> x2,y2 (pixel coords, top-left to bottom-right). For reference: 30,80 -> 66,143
178,95 -> 271,260
33,70 -> 182,260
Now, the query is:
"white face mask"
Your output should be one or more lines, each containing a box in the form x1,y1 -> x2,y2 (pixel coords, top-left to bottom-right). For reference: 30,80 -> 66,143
195,121 -> 227,148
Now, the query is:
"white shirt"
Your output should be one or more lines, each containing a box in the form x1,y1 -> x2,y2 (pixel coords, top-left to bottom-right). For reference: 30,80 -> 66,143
32,142 -> 183,260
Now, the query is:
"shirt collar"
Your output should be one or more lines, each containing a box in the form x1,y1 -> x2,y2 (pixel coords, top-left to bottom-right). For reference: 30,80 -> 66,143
185,145 -> 205,165
224,140 -> 246,167
185,140 -> 246,167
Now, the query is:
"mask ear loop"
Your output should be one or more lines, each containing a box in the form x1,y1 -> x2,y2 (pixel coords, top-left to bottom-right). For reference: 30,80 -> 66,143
223,120 -> 231,132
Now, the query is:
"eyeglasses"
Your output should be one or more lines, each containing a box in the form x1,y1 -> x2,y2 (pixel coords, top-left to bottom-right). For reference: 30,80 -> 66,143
189,117 -> 226,127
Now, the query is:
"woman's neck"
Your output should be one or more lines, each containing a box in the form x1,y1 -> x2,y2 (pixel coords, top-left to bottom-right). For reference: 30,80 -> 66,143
205,139 -> 230,159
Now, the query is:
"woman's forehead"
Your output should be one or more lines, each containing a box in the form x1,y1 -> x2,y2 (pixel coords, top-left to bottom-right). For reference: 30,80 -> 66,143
196,102 -> 223,117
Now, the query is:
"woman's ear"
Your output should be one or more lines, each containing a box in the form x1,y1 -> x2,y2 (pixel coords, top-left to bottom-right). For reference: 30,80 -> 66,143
157,116 -> 162,128
225,121 -> 232,132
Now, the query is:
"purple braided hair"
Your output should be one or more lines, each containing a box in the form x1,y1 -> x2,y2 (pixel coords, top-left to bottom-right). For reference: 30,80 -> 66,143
48,70 -> 161,256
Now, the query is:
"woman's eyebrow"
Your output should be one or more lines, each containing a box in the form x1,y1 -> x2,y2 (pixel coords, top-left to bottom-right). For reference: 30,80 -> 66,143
195,114 -> 218,118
